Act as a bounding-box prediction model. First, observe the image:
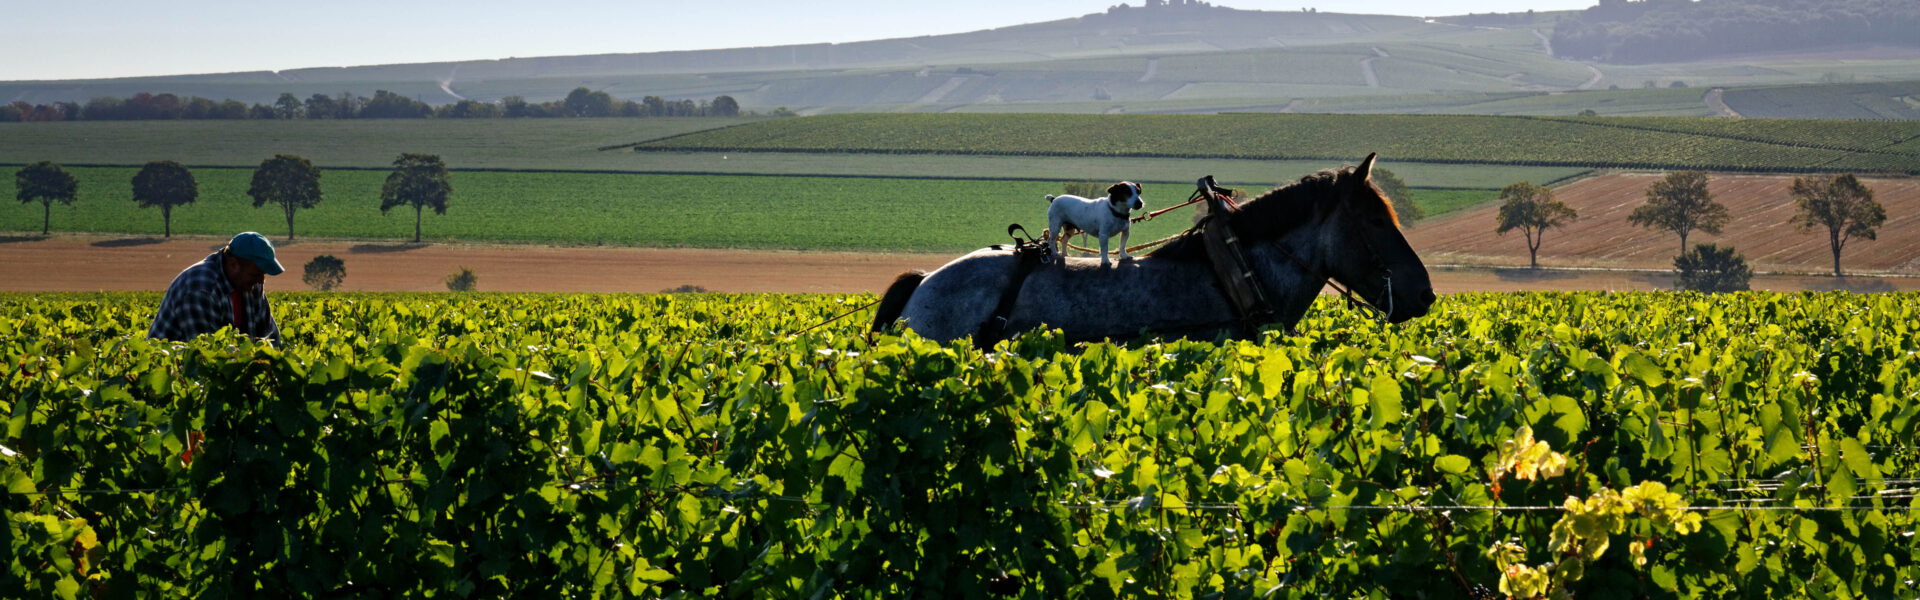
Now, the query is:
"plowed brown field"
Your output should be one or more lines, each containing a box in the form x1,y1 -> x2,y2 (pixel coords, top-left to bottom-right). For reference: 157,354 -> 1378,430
5,232 -> 1916,295
1406,173 -> 1920,275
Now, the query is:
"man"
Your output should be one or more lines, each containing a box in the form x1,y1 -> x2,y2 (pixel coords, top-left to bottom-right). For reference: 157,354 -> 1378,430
148,232 -> 284,342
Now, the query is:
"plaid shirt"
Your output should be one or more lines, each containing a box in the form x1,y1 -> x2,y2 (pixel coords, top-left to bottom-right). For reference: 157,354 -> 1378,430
148,251 -> 280,342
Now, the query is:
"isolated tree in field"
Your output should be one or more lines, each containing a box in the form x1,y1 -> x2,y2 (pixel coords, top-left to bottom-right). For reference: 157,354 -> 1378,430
1494,181 -> 1577,268
1371,168 -> 1423,224
446,266 -> 478,292
131,160 -> 197,237
1630,171 -> 1728,254
16,161 -> 79,235
379,153 -> 452,243
303,255 -> 346,291
1790,173 -> 1884,277
247,154 -> 323,240
1674,243 -> 1751,293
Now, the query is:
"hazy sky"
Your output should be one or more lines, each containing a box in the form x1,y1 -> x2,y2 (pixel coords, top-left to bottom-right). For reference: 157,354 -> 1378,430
2,0 -> 1598,81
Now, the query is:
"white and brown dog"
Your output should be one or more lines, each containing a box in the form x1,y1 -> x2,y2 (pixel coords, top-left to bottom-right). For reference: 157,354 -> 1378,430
1046,181 -> 1145,267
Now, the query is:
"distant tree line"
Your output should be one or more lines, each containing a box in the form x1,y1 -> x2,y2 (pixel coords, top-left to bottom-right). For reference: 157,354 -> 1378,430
0,88 -> 758,122
1551,0 -> 1920,64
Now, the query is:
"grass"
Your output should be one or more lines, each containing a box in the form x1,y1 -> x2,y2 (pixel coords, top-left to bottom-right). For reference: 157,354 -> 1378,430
1,166 -> 1510,253
0,117 -> 1589,187
0,118 -> 747,170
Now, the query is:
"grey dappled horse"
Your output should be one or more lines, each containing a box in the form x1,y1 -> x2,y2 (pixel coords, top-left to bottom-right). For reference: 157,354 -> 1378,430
871,154 -> 1436,346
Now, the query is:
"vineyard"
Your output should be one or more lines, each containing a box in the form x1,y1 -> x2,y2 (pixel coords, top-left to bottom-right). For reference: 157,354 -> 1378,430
4,291 -> 1917,597
636,113 -> 1920,174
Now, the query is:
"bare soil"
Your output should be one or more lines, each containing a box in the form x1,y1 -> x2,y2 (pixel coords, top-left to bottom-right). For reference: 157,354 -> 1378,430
1405,172 -> 1920,276
4,233 -> 1915,295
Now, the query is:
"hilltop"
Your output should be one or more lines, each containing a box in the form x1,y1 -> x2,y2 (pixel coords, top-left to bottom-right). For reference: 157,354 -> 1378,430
5,2 -> 1920,117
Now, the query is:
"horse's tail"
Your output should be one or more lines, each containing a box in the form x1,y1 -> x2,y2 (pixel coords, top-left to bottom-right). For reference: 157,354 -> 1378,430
870,270 -> 926,334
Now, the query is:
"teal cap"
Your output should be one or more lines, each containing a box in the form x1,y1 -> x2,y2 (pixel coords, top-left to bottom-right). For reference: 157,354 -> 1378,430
228,232 -> 284,275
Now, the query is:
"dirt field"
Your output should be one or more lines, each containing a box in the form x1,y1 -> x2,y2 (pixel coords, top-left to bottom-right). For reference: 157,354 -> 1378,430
1406,172 -> 1920,275
4,235 -> 1914,295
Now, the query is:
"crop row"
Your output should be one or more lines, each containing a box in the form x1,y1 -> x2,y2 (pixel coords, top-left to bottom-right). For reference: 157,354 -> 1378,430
4,291 -> 1916,597
636,113 -> 1920,174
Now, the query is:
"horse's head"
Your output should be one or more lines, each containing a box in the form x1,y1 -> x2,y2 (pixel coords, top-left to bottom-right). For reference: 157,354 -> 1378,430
1318,153 -> 1435,323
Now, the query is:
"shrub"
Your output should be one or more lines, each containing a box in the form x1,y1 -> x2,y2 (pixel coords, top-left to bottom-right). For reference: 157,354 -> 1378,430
1674,243 -> 1751,293
302,255 -> 346,291
445,266 -> 478,292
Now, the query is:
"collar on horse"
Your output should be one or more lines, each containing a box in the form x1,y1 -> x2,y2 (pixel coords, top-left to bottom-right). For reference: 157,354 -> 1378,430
1194,177 -> 1392,337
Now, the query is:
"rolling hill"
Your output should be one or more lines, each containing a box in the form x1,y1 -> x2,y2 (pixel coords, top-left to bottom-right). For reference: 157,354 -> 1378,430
5,2 -> 1920,117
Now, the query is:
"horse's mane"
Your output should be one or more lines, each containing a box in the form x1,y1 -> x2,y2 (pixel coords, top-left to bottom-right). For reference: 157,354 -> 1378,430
1149,166 -> 1367,262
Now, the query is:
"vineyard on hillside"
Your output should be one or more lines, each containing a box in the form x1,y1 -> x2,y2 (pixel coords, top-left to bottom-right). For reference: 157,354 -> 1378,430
4,292 -> 1917,597
638,113 -> 1920,174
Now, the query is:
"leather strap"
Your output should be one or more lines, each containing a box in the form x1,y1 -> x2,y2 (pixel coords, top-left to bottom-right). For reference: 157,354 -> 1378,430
1198,194 -> 1277,337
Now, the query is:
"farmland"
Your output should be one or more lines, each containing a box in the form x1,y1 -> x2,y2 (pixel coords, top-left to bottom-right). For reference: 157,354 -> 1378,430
5,291 -> 1916,596
1407,173 -> 1920,276
637,113 -> 1920,174
0,167 -> 1215,253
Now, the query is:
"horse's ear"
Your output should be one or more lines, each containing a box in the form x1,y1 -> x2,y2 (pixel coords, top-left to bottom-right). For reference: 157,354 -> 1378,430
1355,153 -> 1378,183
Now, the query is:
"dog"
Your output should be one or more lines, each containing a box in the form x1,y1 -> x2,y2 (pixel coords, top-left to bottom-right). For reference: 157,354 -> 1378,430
1046,181 -> 1145,267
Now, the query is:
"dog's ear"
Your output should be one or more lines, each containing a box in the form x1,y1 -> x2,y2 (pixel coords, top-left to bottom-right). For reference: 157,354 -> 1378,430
1107,182 -> 1132,200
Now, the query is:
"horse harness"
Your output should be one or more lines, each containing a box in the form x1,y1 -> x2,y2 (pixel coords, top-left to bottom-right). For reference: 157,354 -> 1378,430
971,182 -> 1394,348
974,224 -> 1053,350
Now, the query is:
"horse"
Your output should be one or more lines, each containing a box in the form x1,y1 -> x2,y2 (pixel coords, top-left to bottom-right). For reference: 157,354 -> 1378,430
870,154 -> 1435,347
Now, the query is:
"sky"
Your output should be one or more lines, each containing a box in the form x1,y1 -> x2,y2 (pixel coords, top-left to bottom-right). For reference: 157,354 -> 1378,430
1,0 -> 1598,82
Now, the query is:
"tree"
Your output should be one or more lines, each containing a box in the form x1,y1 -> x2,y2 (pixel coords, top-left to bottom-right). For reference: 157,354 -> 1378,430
1370,168 -> 1423,224
1494,181 -> 1577,269
303,255 -> 346,291
16,162 -> 79,235
711,95 -> 740,117
563,87 -> 614,117
131,160 -> 197,237
1629,171 -> 1728,254
379,153 -> 453,243
1674,243 -> 1751,293
445,266 -> 477,292
1790,173 -> 1884,277
247,154 -> 323,240
274,93 -> 303,119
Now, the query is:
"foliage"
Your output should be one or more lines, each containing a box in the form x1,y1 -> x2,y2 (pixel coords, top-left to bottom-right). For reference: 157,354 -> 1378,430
1494,181 -> 1577,268
1551,0 -> 1920,64
638,113 -> 1920,175
1790,173 -> 1885,277
0,89 -> 755,123
378,153 -> 453,243
1370,167 -> 1422,223
301,255 -> 346,291
1061,181 -> 1106,199
1674,243 -> 1753,293
444,266 -> 477,291
1630,170 -> 1729,254
1,291 -> 1916,597
15,161 -> 79,235
246,154 -> 322,240
130,160 -> 197,238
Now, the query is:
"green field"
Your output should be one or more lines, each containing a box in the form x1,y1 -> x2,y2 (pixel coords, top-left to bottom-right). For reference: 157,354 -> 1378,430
0,168 -> 1221,252
6,291 -> 1916,596
0,118 -> 747,170
0,119 -> 1587,187
638,113 -> 1920,173
1721,80 -> 1920,119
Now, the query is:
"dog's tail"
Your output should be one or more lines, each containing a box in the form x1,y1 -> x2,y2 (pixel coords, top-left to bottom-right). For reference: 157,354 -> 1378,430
1044,194 -> 1057,203
870,270 -> 927,335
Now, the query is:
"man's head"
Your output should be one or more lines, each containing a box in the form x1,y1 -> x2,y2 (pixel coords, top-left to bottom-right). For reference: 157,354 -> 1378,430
222,232 -> 283,289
